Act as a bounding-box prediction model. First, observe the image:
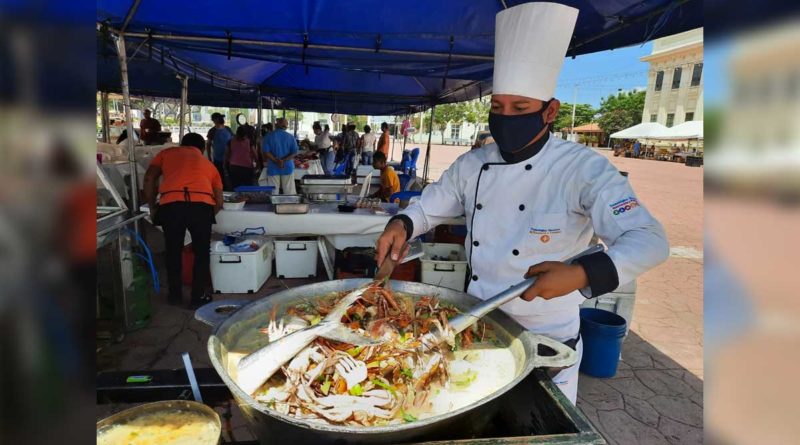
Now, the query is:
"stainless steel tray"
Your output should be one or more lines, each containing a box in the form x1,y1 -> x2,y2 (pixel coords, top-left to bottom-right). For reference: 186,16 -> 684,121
301,175 -> 353,185
274,203 -> 310,214
270,194 -> 304,204
301,184 -> 358,194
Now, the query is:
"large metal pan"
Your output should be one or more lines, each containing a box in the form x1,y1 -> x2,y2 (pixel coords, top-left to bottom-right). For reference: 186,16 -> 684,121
195,279 -> 577,444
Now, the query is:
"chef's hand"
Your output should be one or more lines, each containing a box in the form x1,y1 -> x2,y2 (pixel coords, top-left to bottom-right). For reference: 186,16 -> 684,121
375,219 -> 410,266
521,262 -> 589,301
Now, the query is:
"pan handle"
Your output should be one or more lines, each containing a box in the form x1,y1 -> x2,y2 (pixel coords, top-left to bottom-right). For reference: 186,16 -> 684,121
194,299 -> 250,328
531,334 -> 579,369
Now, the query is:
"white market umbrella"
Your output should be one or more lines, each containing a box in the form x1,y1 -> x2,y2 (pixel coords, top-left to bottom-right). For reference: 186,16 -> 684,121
609,122 -> 669,139
660,120 -> 704,140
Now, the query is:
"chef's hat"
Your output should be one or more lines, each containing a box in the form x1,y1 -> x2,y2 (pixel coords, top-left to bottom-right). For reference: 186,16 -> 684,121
493,2 -> 579,101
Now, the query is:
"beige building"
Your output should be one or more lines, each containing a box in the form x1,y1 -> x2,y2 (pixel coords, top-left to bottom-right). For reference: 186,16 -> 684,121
640,28 -> 703,127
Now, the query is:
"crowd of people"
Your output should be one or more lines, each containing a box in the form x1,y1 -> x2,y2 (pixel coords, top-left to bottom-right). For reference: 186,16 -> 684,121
310,120 -> 392,175
612,140 -> 699,161
141,115 -> 401,307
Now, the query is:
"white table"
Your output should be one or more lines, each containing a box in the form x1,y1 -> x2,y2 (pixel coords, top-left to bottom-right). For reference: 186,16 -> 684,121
142,201 -> 465,279
293,159 -> 325,180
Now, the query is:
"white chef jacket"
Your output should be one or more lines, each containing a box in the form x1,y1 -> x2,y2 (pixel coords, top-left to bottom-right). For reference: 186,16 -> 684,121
400,135 -> 669,341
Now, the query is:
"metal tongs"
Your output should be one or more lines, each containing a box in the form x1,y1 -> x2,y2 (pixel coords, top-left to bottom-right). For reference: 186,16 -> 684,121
423,244 -> 605,348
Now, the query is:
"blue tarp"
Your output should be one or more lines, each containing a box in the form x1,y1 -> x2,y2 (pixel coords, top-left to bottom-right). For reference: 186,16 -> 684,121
96,0 -> 702,114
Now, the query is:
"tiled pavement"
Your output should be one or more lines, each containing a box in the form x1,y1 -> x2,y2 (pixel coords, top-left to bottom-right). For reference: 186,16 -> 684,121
97,148 -> 703,444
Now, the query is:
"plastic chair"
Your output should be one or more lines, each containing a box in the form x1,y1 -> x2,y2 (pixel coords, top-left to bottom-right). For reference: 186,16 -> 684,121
407,148 -> 420,176
390,190 -> 422,204
359,172 -> 373,198
333,151 -> 353,176
398,174 -> 411,192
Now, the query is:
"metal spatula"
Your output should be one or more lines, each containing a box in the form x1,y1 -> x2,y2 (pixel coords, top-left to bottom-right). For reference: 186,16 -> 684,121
427,244 -> 605,345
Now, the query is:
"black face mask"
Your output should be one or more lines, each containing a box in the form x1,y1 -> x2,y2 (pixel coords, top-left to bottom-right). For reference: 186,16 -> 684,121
488,100 -> 551,154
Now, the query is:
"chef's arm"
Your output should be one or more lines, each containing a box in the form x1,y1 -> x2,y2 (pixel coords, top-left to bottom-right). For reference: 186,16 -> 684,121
577,157 -> 670,298
377,163 -> 465,265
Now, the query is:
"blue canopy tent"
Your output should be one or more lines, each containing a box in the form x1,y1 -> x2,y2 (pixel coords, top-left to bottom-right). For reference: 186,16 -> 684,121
97,0 -> 702,180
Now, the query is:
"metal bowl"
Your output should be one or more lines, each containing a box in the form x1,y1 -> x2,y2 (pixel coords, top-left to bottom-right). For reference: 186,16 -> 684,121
196,279 -> 575,444
97,400 -> 221,444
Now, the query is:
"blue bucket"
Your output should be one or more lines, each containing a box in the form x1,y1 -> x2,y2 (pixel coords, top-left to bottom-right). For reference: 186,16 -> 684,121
579,308 -> 627,378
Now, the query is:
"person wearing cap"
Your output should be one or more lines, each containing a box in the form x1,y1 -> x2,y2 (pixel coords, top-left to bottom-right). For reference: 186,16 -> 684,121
206,112 -> 234,190
262,117 -> 298,194
144,133 -> 223,308
139,109 -> 162,145
375,2 -> 669,404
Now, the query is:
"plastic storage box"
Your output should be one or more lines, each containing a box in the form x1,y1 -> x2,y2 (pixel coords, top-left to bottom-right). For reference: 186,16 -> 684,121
275,239 -> 319,278
210,240 -> 273,293
420,243 -> 468,291
580,280 -> 636,336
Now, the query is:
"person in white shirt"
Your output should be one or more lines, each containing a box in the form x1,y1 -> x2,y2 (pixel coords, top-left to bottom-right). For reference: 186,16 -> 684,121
313,122 -> 333,174
359,125 -> 377,166
375,2 -> 669,405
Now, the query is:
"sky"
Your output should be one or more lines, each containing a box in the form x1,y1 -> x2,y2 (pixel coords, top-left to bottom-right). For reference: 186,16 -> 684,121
554,41 -> 654,108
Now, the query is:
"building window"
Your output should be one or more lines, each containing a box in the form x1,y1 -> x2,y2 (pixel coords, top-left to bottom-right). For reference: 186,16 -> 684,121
666,113 -> 675,127
650,114 -> 658,122
654,71 -> 664,91
685,112 -> 694,122
691,63 -> 703,87
450,126 -> 461,139
672,67 -> 682,89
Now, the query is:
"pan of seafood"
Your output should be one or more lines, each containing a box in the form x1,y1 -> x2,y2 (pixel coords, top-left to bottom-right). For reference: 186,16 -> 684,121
195,279 -> 577,444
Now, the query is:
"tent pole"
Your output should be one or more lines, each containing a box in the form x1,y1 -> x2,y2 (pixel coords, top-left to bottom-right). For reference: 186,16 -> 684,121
256,96 -> 263,129
117,30 -> 494,62
391,118 -> 397,162
115,34 -> 140,219
294,109 -> 298,139
423,105 -> 435,183
270,98 -> 275,125
100,91 -> 110,143
179,74 -> 188,140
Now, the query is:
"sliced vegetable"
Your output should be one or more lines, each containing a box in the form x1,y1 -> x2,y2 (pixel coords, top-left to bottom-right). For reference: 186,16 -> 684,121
346,346 -> 363,357
310,315 -> 322,326
349,384 -> 364,396
400,368 -> 413,379
402,411 -> 417,422
320,379 -> 331,395
451,369 -> 478,388
371,378 -> 397,396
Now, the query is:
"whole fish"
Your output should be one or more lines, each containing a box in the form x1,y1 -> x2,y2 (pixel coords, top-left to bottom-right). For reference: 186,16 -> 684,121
236,286 -> 383,396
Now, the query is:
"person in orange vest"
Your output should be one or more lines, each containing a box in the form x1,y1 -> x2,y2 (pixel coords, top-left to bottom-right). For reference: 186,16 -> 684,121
144,133 -> 223,307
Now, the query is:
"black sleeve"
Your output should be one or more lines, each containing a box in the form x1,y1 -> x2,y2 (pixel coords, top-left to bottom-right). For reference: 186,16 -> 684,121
573,251 -> 619,298
388,215 -> 414,242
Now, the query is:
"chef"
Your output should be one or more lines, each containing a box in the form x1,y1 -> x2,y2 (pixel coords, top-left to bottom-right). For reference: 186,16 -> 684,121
375,2 -> 669,404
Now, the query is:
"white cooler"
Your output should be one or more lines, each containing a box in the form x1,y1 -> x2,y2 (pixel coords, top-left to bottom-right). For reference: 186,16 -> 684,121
275,239 -> 319,278
420,243 -> 468,291
210,240 -> 273,294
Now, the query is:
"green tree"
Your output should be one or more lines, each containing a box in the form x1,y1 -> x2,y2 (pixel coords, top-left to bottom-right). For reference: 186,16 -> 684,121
596,91 -> 646,135
433,102 -> 467,143
346,115 -> 369,129
554,103 -> 597,132
464,99 -> 491,139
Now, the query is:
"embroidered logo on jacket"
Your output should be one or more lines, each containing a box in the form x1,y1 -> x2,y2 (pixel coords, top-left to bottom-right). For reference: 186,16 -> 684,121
610,197 -> 640,216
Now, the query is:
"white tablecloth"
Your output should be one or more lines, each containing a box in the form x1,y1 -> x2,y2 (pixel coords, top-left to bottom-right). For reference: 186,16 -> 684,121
293,159 -> 325,180
214,202 -> 398,249
256,159 -> 324,185
140,202 -> 465,250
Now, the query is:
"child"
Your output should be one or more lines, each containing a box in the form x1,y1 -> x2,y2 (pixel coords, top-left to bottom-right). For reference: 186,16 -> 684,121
371,151 -> 400,202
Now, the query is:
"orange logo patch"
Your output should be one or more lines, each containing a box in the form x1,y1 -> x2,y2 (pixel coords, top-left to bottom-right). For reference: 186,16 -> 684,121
540,234 -> 551,243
